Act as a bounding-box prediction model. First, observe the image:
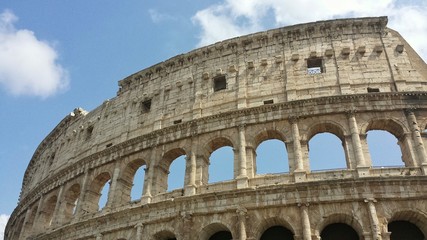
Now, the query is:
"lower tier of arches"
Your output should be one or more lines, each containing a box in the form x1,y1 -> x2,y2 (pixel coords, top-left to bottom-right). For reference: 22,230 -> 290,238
10,177 -> 427,240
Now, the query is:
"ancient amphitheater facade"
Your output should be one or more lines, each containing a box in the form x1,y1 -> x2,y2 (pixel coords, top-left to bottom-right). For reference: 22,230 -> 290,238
5,17 -> 427,240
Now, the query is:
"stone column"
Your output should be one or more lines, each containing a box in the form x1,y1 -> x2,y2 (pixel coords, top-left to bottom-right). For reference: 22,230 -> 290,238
135,223 -> 143,240
291,118 -> 306,182
298,203 -> 312,240
245,146 -> 256,178
18,208 -> 32,239
237,207 -> 247,240
347,112 -> 370,177
142,147 -> 157,204
365,198 -> 380,240
32,194 -> 45,234
51,185 -> 64,226
405,109 -> 427,173
237,125 -> 248,188
107,163 -> 121,208
185,147 -> 197,196
75,170 -> 89,216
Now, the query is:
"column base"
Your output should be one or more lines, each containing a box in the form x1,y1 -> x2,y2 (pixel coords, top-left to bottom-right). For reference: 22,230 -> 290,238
357,166 -> 370,178
141,194 -> 152,204
184,185 -> 197,196
236,176 -> 249,189
421,163 -> 427,175
294,170 -> 306,183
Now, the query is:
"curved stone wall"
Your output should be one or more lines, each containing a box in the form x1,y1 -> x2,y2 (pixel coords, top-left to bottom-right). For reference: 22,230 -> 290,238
5,16 -> 427,240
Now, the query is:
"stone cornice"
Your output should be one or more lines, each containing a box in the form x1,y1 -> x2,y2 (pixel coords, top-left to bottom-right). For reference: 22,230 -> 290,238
15,91 -> 427,216
117,16 -> 388,94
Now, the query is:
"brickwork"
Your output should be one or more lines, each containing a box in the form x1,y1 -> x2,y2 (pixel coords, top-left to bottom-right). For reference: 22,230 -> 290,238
5,17 -> 427,240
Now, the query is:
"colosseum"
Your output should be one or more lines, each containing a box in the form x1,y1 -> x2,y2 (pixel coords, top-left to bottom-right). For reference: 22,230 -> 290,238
5,16 -> 427,240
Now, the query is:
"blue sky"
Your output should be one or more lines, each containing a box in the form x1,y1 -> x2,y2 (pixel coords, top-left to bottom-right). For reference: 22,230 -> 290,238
1,0 -> 426,237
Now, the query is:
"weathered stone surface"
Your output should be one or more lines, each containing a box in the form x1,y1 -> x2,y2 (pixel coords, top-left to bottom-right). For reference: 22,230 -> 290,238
5,16 -> 427,240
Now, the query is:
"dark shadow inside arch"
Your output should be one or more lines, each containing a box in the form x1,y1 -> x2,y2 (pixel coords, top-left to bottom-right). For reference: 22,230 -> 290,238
260,226 -> 294,240
367,130 -> 403,167
256,139 -> 289,174
308,133 -> 346,171
320,223 -> 358,240
209,231 -> 232,240
388,221 -> 424,240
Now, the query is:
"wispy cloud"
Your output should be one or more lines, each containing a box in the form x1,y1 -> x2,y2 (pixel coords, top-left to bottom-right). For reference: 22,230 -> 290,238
149,9 -> 176,24
0,9 -> 69,98
192,0 -> 427,61
0,214 -> 9,240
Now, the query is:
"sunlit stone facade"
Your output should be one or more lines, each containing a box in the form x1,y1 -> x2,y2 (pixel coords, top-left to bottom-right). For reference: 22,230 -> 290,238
5,17 -> 427,240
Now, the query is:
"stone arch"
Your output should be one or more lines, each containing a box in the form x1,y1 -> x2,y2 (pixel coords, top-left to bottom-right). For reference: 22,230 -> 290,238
199,222 -> 234,240
20,203 -> 38,239
315,213 -> 364,239
254,217 -> 295,240
253,129 -> 290,175
85,172 -> 111,213
62,183 -> 81,223
119,158 -> 148,202
305,121 -> 349,171
362,118 -> 408,138
153,230 -> 177,240
153,147 -> 187,194
204,136 -> 235,155
387,210 -> 427,237
39,194 -> 58,229
362,118 -> 414,167
305,120 -> 347,142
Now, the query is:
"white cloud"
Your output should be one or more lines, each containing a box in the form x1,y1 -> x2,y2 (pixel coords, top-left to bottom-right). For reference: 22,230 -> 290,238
0,9 -> 69,98
0,214 -> 9,240
192,0 -> 427,61
149,9 -> 176,24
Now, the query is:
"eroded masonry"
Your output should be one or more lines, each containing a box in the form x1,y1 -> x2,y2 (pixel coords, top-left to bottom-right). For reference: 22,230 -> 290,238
5,16 -> 427,240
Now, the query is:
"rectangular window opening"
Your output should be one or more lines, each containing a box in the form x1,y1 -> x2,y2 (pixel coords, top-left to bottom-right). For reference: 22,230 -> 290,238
307,58 -> 324,75
263,99 -> 274,105
142,99 -> 152,113
367,87 -> 380,93
214,75 -> 227,92
173,119 -> 182,124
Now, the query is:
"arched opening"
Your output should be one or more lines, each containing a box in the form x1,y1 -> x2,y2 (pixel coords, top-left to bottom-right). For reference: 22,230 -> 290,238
98,181 -> 110,210
367,130 -> 403,167
63,184 -> 80,222
388,221 -> 424,240
256,139 -> 289,174
308,133 -> 346,171
209,146 -> 234,183
41,195 -> 57,227
85,172 -> 111,213
154,230 -> 177,240
168,155 -> 186,191
209,231 -> 233,240
320,223 -> 359,240
260,225 -> 294,240
121,159 -> 147,202
154,148 -> 187,194
131,166 -> 146,201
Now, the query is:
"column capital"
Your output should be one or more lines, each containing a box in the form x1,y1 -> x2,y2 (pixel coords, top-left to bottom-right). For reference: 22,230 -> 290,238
236,206 -> 248,218
135,222 -> 144,228
289,116 -> 300,124
238,124 -> 246,131
345,109 -> 358,118
364,198 -> 377,203
297,202 -> 310,207
404,107 -> 417,115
